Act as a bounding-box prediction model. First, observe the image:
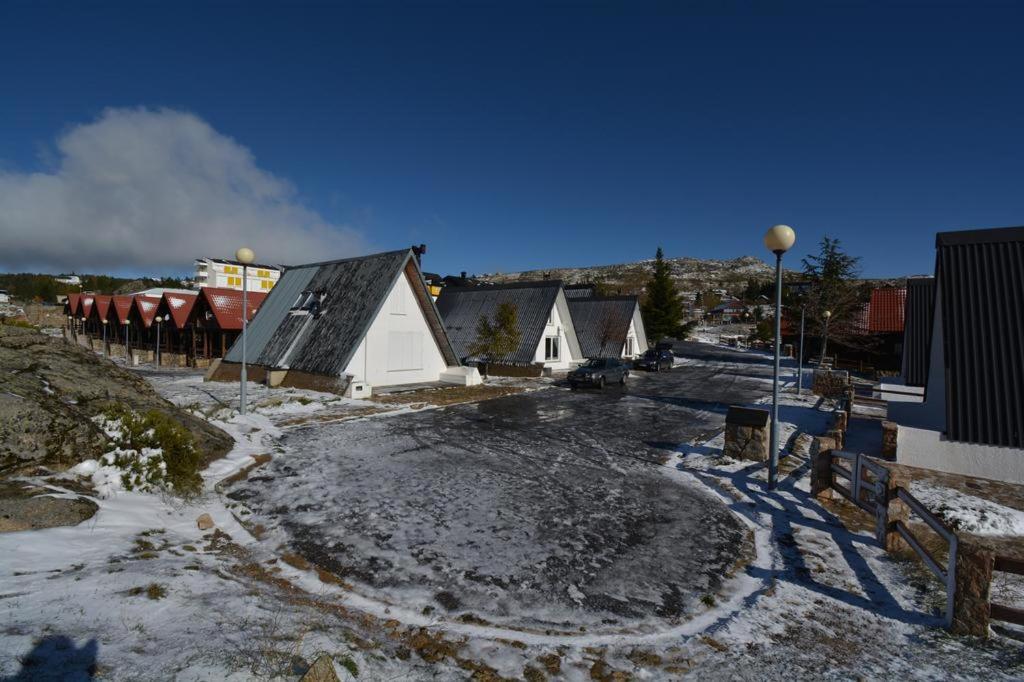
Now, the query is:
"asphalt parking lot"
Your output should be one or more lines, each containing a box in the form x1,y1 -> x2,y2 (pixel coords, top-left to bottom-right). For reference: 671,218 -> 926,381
227,344 -> 778,631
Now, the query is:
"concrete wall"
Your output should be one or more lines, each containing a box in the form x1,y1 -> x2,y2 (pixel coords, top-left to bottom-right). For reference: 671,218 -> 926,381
896,424 -> 1024,484
342,270 -> 448,387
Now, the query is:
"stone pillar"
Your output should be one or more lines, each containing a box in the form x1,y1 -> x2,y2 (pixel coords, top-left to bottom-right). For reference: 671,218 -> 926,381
810,435 -> 838,499
881,420 -> 898,458
723,406 -> 770,462
884,469 -> 912,553
952,541 -> 994,637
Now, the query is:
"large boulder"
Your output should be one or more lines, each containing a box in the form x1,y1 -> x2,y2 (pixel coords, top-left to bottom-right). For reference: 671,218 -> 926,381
0,325 -> 232,476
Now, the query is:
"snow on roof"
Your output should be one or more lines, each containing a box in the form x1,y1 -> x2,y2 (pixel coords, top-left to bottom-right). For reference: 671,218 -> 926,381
197,287 -> 268,330
131,295 -> 162,327
160,292 -> 198,328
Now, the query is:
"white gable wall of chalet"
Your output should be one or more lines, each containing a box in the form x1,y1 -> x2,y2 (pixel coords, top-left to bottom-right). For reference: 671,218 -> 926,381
533,299 -> 581,370
343,270 -> 448,387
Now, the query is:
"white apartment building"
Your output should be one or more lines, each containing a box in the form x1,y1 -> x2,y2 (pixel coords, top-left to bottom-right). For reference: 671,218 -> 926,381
193,257 -> 282,292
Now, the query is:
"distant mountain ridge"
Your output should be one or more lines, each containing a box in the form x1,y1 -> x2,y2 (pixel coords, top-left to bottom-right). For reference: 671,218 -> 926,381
484,255 -> 781,296
484,254 -> 907,298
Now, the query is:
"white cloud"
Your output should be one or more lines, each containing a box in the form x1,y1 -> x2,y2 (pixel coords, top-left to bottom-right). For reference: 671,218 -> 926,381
0,107 -> 368,273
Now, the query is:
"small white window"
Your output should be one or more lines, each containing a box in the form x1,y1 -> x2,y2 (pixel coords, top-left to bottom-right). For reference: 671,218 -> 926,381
290,290 -> 326,316
624,337 -> 634,357
544,336 -> 560,361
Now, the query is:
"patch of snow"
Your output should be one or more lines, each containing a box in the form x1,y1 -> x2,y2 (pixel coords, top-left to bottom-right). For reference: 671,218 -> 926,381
910,481 -> 1024,536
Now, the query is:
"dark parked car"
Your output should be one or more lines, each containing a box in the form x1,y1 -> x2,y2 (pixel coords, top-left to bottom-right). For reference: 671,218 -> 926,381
568,357 -> 629,389
634,348 -> 674,372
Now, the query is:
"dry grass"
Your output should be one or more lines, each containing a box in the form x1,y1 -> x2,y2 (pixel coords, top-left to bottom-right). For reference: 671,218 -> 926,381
277,405 -> 390,427
216,453 -> 272,490
371,383 -> 527,407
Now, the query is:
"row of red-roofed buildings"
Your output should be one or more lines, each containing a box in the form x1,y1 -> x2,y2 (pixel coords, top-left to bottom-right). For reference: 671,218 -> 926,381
62,288 -> 267,365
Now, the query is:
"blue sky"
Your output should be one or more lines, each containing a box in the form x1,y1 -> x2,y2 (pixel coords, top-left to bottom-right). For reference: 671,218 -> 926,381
1,1 -> 1022,278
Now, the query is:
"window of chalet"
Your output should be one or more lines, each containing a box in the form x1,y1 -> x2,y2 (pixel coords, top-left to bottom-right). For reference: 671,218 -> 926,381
545,336 -> 560,361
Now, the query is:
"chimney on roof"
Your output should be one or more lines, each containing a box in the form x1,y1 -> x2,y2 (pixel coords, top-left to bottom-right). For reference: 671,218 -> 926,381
460,271 -> 467,279
412,244 -> 427,263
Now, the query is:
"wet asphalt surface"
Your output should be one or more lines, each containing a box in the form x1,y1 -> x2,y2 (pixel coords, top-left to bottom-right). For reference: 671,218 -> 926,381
229,343 -> 778,630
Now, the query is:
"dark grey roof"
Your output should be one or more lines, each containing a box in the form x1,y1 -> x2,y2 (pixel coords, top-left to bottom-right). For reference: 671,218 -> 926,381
564,284 -> 597,299
934,226 -> 1024,447
901,277 -> 934,387
568,296 -> 638,357
225,249 -> 458,374
435,280 -> 563,364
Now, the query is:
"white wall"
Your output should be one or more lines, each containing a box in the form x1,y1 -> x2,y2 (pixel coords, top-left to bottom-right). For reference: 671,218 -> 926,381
897,424 -> 1024,484
343,271 -> 448,387
533,301 -> 578,370
622,318 -> 643,358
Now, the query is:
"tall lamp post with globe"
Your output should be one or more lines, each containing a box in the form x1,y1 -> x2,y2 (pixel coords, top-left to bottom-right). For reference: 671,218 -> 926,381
236,247 -> 255,415
764,224 -> 796,491
821,310 -> 832,366
154,315 -> 163,367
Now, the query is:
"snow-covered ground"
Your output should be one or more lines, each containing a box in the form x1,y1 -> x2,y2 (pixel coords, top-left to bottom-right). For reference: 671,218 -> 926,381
2,352 -> 1022,679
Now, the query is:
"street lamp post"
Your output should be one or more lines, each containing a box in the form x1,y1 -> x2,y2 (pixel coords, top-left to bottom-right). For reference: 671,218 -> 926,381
821,310 -> 832,367
797,306 -> 806,395
124,319 -> 132,364
236,247 -> 255,415
154,316 -> 163,367
764,224 -> 796,491
102,319 -> 108,357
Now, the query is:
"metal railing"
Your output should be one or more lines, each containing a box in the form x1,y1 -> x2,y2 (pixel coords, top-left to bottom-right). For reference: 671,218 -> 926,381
893,487 -> 958,628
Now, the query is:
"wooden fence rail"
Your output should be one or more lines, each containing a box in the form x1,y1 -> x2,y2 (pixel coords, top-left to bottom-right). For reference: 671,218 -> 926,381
991,556 -> 1024,627
829,450 -> 889,546
894,487 -> 958,628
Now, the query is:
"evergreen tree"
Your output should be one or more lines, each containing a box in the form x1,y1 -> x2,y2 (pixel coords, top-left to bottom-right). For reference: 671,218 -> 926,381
469,302 -> 521,374
641,247 -> 685,341
799,236 -> 871,351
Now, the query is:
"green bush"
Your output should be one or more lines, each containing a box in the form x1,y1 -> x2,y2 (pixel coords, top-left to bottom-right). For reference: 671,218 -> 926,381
97,404 -> 202,496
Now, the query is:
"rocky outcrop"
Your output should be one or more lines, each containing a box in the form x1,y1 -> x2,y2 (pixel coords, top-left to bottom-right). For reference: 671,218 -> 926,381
0,325 -> 231,476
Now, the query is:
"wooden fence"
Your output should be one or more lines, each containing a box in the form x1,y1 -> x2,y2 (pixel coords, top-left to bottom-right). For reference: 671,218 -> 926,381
892,487 -> 958,628
991,556 -> 1024,627
829,450 -> 889,546
821,449 -> 959,628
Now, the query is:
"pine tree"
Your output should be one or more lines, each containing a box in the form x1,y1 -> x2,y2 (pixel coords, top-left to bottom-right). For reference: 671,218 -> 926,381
469,302 -> 521,373
641,247 -> 685,341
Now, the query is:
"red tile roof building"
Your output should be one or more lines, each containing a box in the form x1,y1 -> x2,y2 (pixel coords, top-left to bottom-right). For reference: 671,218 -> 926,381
160,292 -> 198,328
195,287 -> 268,331
867,287 -> 906,333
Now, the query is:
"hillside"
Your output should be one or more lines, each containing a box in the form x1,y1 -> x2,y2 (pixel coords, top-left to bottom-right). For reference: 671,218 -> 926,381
484,255 -> 780,297
484,254 -> 909,298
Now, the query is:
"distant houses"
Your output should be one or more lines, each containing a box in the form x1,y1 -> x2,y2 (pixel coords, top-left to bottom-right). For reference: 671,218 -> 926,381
64,248 -> 666,391
65,286 -> 265,367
